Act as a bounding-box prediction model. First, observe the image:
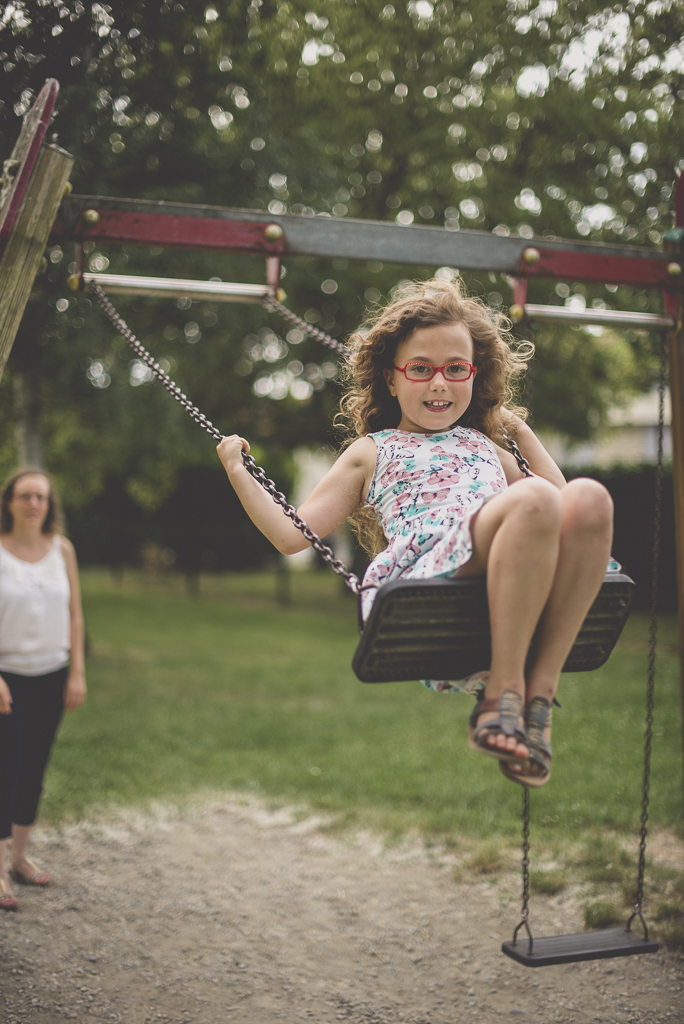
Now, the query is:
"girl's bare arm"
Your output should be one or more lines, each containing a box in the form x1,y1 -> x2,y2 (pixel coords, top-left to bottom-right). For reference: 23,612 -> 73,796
217,435 -> 377,554
494,415 -> 566,489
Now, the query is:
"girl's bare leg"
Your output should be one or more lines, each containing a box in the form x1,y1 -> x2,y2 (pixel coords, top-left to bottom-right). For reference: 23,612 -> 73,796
460,477 -> 564,757
524,478 -> 614,702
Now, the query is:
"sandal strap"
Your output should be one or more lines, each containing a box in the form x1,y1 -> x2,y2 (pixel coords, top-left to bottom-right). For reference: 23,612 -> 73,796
11,858 -> 50,883
526,697 -> 552,754
470,690 -> 527,745
524,697 -> 552,772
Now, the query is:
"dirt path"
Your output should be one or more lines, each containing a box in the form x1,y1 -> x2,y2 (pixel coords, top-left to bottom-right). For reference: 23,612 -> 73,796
1,797 -> 682,1024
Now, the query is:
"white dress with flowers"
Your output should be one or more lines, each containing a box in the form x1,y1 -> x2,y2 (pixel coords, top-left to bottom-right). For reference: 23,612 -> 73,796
361,426 -> 508,695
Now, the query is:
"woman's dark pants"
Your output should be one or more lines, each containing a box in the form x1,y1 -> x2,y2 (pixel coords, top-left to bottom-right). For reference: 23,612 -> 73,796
0,667 -> 67,840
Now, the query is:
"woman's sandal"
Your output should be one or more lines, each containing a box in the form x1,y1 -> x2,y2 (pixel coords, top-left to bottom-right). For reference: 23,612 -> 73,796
500,696 -> 552,788
468,690 -> 529,763
10,858 -> 52,887
0,876 -> 18,911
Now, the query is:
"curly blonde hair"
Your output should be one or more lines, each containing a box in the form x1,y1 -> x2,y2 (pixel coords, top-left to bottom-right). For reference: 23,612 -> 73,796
338,277 -> 531,556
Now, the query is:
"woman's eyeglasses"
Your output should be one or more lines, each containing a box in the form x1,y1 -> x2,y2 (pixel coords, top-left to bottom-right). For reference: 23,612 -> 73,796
14,493 -> 49,504
393,361 -> 477,382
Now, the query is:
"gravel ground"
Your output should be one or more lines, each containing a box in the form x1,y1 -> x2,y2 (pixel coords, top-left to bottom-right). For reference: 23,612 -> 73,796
1,798 -> 682,1024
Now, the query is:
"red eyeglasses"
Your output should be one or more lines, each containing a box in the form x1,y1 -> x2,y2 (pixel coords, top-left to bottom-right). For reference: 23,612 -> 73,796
393,361 -> 477,382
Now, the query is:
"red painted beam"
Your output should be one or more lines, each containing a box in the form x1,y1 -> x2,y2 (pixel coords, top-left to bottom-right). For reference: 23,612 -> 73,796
52,196 -> 681,288
520,247 -> 679,291
74,209 -> 285,255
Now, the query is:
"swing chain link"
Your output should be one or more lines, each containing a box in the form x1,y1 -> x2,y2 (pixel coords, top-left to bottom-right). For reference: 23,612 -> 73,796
502,428 -> 533,478
90,282 -> 362,595
263,293 -> 351,358
512,787 -> 534,951
628,331 -> 666,935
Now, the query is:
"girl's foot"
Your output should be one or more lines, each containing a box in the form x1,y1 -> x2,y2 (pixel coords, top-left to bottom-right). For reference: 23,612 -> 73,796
0,875 -> 18,910
500,696 -> 552,787
468,690 -> 529,762
10,858 -> 52,886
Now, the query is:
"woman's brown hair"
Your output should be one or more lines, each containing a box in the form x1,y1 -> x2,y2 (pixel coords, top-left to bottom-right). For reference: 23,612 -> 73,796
338,277 -> 532,556
0,467 -> 65,536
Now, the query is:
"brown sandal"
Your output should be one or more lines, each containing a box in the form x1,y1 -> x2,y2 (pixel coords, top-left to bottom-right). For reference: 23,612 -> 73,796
10,858 -> 52,886
0,876 -> 18,910
468,690 -> 528,763
500,696 -> 552,788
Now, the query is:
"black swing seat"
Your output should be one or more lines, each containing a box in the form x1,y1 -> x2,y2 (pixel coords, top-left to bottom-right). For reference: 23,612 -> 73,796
353,572 -> 634,684
502,926 -> 658,967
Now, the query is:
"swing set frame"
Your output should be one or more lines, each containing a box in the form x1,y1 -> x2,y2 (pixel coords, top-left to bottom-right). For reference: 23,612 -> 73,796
1,79 -> 683,966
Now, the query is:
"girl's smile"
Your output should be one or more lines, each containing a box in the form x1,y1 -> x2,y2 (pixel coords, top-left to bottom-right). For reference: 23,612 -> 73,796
385,322 -> 476,434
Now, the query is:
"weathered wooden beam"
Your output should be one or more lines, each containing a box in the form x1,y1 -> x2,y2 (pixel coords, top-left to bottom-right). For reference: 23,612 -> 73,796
0,143 -> 74,382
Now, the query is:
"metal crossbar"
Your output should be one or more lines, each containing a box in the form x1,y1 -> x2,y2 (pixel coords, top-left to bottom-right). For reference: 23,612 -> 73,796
524,304 -> 675,330
83,272 -> 271,303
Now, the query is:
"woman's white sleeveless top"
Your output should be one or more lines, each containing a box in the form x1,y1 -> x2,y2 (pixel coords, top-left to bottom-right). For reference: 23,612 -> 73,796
0,536 -> 71,676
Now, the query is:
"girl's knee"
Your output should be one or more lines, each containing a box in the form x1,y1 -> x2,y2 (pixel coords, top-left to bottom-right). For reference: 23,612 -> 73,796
563,478 -> 613,532
510,477 -> 563,530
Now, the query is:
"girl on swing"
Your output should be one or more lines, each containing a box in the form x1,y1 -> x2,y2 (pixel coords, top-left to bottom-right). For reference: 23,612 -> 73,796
217,278 -> 613,788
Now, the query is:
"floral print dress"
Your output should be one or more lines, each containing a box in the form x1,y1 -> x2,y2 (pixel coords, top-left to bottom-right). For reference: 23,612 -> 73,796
361,426 -> 508,695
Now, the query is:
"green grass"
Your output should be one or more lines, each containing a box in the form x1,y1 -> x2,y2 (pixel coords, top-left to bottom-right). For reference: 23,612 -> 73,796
465,841 -> 508,875
584,899 -> 623,930
530,868 -> 568,896
44,567 -> 683,852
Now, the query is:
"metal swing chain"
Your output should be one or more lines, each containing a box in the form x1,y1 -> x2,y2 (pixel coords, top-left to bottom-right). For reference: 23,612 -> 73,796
502,429 -> 533,478
512,787 -> 534,952
627,331 -> 667,938
512,336 -> 667,949
263,293 -> 351,358
89,282 -> 361,594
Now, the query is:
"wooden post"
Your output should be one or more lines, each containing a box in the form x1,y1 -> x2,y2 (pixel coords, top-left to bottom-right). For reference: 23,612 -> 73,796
0,142 -> 73,381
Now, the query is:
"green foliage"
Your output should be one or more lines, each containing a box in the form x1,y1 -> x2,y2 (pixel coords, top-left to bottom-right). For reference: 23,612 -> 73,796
1,0 -> 681,506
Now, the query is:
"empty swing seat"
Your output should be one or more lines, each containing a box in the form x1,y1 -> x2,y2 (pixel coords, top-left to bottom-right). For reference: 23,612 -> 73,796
502,926 -> 658,967
352,572 -> 634,684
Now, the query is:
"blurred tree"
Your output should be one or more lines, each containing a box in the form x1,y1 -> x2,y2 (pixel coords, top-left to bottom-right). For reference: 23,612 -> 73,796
0,0 -> 680,535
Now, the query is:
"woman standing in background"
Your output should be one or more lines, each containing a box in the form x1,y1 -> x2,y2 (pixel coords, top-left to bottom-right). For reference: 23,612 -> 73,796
0,467 -> 86,911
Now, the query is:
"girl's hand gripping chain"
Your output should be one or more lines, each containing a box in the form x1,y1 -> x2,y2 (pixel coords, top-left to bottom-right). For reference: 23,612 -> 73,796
216,434 -> 302,553
217,434 -> 251,476
217,433 -> 375,557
